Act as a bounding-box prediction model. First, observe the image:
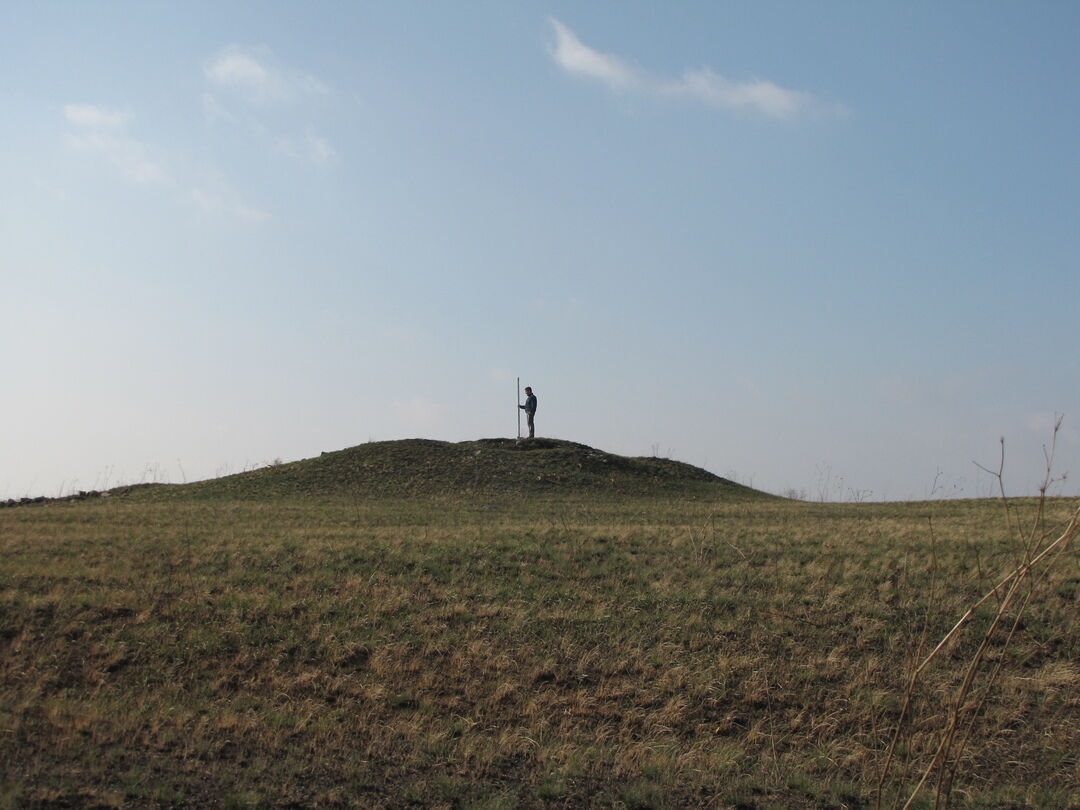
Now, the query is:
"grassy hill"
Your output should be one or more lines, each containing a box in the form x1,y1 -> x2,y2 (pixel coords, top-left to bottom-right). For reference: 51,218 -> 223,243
140,438 -> 768,501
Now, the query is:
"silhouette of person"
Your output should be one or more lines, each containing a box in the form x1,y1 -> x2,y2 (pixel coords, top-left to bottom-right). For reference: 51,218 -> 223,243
519,386 -> 537,438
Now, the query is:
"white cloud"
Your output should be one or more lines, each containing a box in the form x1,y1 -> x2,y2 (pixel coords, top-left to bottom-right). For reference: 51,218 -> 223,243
549,18 -> 637,90
665,68 -> 814,119
201,92 -> 238,125
304,134 -> 337,166
190,186 -> 270,224
62,102 -> 269,223
63,103 -> 172,185
203,46 -> 338,166
547,18 -> 836,120
66,132 -> 172,185
204,45 -> 329,106
271,132 -> 339,166
205,49 -> 271,90
63,103 -> 129,130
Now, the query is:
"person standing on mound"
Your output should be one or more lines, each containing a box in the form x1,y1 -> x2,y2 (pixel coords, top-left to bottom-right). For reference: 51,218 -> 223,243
519,386 -> 537,438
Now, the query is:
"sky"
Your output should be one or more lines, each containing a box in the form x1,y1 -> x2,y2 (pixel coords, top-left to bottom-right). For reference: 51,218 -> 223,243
3,1 -> 1078,501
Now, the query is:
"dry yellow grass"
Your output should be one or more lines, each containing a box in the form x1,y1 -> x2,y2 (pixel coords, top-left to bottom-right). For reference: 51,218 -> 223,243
1,492 -> 1077,808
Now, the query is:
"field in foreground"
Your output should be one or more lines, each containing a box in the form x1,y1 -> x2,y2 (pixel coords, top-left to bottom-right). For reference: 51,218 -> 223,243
1,455 -> 1078,808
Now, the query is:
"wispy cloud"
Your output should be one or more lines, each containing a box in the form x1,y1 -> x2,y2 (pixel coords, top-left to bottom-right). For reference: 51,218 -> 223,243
201,92 -> 239,126
204,45 -> 329,106
664,68 -> 816,119
190,186 -> 270,224
203,45 -> 337,166
63,103 -> 129,130
62,102 -> 267,223
548,18 -> 837,120
548,19 -> 638,90
303,134 -> 337,166
270,132 -> 338,166
60,46 -> 333,223
63,103 -> 172,185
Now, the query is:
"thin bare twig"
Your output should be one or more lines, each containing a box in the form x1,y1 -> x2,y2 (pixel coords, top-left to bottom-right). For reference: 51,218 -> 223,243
899,506 -> 1080,809
875,517 -> 939,810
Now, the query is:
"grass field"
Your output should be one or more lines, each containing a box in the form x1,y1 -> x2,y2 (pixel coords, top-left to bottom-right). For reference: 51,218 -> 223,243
2,441 -> 1077,809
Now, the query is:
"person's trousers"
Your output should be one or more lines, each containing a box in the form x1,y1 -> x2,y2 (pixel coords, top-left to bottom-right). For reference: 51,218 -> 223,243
526,412 -> 535,438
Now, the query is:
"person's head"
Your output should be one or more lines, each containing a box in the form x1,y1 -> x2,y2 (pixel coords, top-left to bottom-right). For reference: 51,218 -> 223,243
524,387 -> 532,394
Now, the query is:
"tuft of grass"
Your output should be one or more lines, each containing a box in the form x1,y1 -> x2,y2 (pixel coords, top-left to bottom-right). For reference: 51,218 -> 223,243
620,780 -> 668,809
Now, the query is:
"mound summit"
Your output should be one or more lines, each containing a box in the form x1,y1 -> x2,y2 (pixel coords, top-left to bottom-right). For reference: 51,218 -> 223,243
159,438 -> 765,500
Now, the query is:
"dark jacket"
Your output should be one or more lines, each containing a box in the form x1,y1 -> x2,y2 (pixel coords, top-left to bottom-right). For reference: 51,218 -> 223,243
523,394 -> 537,415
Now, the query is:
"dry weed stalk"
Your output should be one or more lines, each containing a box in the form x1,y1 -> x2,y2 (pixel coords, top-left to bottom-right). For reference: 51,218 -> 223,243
877,417 -> 1079,810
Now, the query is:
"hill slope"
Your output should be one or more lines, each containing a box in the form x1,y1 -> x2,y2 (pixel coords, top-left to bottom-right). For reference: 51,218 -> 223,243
151,438 -> 766,500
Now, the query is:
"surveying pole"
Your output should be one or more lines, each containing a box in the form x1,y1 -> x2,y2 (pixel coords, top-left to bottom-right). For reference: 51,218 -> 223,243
516,377 -> 521,439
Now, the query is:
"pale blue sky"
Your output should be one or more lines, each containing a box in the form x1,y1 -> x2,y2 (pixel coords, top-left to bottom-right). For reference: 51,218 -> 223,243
3,2 -> 1078,500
